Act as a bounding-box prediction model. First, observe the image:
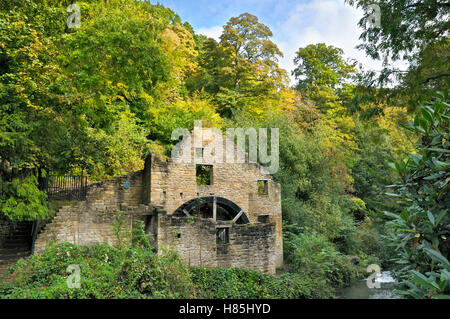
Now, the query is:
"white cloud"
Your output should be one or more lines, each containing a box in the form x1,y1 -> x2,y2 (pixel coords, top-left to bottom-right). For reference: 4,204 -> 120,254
273,0 -> 408,84
194,0 -> 409,85
197,25 -> 223,41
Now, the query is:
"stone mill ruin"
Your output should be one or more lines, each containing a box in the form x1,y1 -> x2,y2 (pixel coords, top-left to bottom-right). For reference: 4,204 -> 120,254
5,130 -> 283,275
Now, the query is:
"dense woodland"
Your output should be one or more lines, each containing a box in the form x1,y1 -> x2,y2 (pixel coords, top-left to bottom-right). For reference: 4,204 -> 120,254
0,0 -> 448,298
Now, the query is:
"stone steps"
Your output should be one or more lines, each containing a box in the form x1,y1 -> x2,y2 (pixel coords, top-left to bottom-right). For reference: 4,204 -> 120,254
1,242 -> 30,249
33,202 -> 86,254
32,175 -> 158,254
0,252 -> 30,264
0,221 -> 33,282
35,205 -> 79,235
4,233 -> 30,240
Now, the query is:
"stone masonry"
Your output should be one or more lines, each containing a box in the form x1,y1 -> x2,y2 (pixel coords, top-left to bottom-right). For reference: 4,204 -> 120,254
33,131 -> 283,274
34,171 -> 147,254
146,131 -> 283,270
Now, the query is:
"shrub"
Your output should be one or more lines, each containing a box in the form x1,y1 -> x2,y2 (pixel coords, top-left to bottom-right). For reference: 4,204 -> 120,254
0,176 -> 50,221
0,242 -> 337,299
190,267 -> 328,299
385,91 -> 450,299
0,241 -> 195,299
283,228 -> 360,291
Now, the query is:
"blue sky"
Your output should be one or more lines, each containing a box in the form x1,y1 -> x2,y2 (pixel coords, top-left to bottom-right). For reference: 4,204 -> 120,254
155,0 -> 407,84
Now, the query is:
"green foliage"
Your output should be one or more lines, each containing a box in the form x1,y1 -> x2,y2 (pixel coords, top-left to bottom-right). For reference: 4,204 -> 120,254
0,242 -> 195,299
195,165 -> 212,185
347,0 -> 448,62
232,96 -> 389,292
0,0 -> 440,299
347,0 -> 449,109
293,43 -> 355,93
131,220 -> 152,251
1,241 -> 331,299
189,13 -> 288,117
147,94 -> 224,146
219,13 -> 286,92
0,176 -> 50,221
59,0 -> 172,123
86,111 -> 152,179
0,9 -> 87,175
384,91 -> 450,298
112,210 -> 130,250
283,228 -> 360,291
190,267 -> 328,299
257,180 -> 267,195
0,0 -> 199,183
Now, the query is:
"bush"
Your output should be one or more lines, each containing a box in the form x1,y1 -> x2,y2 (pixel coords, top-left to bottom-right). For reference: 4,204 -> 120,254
190,267 -> 328,299
0,176 -> 50,221
0,219 -> 330,299
0,242 -> 195,299
0,241 -> 338,299
283,228 -> 360,291
385,91 -> 450,299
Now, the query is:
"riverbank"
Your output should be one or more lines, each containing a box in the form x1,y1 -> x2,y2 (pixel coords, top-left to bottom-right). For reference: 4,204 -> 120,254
337,271 -> 401,299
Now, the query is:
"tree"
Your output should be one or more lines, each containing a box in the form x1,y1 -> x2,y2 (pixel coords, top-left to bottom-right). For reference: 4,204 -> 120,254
187,37 -> 231,94
293,44 -> 355,91
347,0 -> 450,109
385,90 -> 449,298
292,44 -> 359,174
220,13 -> 286,91
347,0 -> 449,62
400,39 -> 450,108
191,13 -> 288,117
0,9 -> 90,179
292,43 -> 356,112
0,0 -> 199,220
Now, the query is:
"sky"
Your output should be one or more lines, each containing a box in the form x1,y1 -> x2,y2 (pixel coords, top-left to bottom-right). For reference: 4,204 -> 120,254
155,0 -> 408,84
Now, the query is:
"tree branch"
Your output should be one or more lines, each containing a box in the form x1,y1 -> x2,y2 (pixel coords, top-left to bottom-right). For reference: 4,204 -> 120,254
421,73 -> 450,84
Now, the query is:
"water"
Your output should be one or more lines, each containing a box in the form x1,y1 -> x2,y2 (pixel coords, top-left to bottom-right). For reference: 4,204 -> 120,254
337,271 -> 402,299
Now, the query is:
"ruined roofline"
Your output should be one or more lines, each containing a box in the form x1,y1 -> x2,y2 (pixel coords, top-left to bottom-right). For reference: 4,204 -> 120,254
147,129 -> 277,178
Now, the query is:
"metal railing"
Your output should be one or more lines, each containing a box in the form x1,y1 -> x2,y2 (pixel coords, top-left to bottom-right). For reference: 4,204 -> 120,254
41,174 -> 87,201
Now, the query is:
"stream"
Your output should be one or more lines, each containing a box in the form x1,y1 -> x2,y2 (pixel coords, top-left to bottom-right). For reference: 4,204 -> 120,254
337,271 -> 402,299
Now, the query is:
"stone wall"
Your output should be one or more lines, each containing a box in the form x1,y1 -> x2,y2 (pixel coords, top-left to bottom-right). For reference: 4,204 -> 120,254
156,214 -> 276,274
146,133 -> 283,268
148,155 -> 281,224
33,133 -> 283,272
33,171 -> 147,254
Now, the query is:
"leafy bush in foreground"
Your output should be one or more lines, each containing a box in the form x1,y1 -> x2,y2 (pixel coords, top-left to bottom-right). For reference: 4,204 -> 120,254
190,267 -> 330,299
283,228 -> 361,291
385,91 -> 450,299
0,241 -> 340,299
0,242 -> 195,299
